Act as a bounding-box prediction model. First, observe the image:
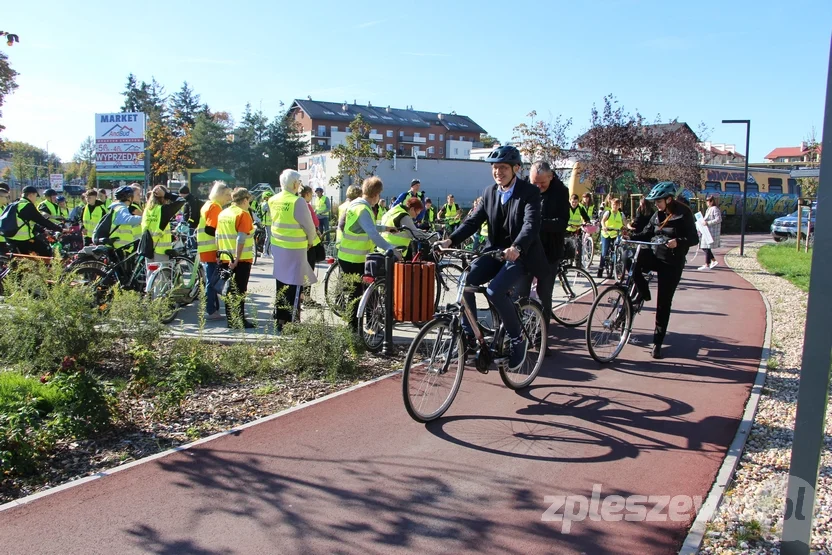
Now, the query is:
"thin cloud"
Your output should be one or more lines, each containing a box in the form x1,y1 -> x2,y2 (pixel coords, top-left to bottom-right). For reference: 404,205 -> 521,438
402,52 -> 451,58
355,20 -> 384,29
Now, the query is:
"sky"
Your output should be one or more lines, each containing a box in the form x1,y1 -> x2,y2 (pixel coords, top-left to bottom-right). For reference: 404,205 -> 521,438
2,0 -> 831,164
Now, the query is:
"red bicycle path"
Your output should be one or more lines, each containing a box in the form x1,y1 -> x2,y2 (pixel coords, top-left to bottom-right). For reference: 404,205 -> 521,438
0,239 -> 766,555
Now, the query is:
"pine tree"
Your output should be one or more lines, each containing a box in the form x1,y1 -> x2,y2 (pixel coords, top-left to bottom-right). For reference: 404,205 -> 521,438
171,81 -> 202,130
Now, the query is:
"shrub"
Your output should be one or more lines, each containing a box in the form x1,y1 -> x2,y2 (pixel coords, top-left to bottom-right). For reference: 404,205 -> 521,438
152,340 -> 219,415
0,371 -> 65,415
278,313 -> 363,382
0,398 -> 55,475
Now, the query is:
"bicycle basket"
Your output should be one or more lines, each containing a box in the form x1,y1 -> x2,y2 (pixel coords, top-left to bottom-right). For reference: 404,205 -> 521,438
583,224 -> 599,234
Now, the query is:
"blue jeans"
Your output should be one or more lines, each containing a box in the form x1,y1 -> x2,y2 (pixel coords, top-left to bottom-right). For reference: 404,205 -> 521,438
462,253 -> 528,340
203,261 -> 220,314
318,216 -> 330,234
600,236 -> 614,269
472,233 -> 482,252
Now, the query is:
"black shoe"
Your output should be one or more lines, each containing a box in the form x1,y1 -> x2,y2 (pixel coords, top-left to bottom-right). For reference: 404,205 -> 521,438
463,333 -> 478,358
596,268 -> 604,279
243,319 -> 257,329
651,345 -> 663,359
508,337 -> 528,371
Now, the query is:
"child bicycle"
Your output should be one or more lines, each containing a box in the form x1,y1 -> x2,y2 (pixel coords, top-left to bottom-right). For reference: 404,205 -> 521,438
585,239 -> 656,363
401,247 -> 547,423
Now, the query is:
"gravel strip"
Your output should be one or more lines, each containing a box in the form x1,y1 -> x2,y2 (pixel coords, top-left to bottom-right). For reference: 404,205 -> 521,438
699,246 -> 831,554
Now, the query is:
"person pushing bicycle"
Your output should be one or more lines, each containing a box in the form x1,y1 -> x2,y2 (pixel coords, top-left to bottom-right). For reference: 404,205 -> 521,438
437,145 -> 547,372
625,181 -> 698,359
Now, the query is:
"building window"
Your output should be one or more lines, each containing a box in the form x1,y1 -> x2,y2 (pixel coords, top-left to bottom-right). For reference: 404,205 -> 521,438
331,125 -> 338,133
414,132 -> 421,138
745,183 -> 758,193
439,147 -> 444,155
429,133 -> 435,141
317,125 -> 326,136
386,130 -> 393,138
704,181 -> 721,192
439,134 -> 444,141
768,178 -> 783,194
318,140 -> 326,146
427,146 -> 435,155
460,136 -> 465,141
399,131 -> 404,137
386,144 -> 393,152
371,129 -> 378,135
787,178 -> 798,195
454,148 -> 459,155
725,182 -> 741,192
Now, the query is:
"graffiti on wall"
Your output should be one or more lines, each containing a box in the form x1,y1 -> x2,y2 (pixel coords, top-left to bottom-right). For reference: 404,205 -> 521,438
704,193 -> 798,217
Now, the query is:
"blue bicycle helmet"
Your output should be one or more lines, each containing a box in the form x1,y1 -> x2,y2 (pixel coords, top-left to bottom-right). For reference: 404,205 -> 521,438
645,181 -> 677,201
485,145 -> 523,166
114,185 -> 134,201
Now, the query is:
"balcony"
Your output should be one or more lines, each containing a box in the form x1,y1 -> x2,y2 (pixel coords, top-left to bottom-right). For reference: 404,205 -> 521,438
368,133 -> 383,141
400,135 -> 427,144
311,129 -> 331,138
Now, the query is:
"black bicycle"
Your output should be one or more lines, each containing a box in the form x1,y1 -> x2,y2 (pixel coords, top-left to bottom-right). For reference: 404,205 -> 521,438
402,248 -> 547,422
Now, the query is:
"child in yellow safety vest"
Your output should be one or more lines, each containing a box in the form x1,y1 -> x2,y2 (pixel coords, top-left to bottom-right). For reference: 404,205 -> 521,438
598,197 -> 624,278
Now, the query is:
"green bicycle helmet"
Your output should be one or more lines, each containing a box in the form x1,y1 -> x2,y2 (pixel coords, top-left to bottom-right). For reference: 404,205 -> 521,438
645,181 -> 677,201
262,191 -> 274,199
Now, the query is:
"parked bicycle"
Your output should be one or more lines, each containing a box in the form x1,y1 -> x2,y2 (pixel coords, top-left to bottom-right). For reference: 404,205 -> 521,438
550,257 -> 598,327
402,248 -> 547,423
585,239 -> 656,363
145,248 -> 205,324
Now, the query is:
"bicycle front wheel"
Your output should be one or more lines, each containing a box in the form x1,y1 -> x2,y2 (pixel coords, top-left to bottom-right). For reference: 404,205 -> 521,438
435,262 -> 463,311
613,246 -> 626,282
500,298 -> 546,390
323,262 -> 347,316
585,286 -> 632,364
358,280 -> 386,353
321,229 -> 338,260
582,234 -> 594,269
402,317 -> 464,423
552,266 -> 598,327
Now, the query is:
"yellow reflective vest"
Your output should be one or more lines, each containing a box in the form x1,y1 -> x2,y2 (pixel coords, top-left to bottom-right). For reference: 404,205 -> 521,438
380,205 -> 411,252
9,199 -> 35,242
141,205 -> 172,256
567,206 -> 585,232
601,211 -> 623,239
268,191 -> 307,250
338,201 -> 374,264
216,204 -> 254,260
82,204 -> 106,236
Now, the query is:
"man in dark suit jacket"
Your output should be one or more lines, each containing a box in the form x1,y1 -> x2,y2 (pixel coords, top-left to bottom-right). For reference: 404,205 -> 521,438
439,145 -> 546,372
530,160 -> 570,325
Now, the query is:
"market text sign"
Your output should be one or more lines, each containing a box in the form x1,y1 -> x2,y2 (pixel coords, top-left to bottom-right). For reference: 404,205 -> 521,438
95,112 -> 146,172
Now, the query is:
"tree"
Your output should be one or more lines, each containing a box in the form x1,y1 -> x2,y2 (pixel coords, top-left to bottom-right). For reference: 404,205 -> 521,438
170,81 -> 204,132
72,136 -> 96,184
146,119 -> 193,182
512,110 -> 572,165
191,111 -> 232,169
650,120 -> 703,192
578,95 -> 651,195
264,110 -> 308,173
0,50 -> 19,138
798,126 -> 821,197
231,103 -> 270,184
479,133 -> 500,148
329,115 -> 382,188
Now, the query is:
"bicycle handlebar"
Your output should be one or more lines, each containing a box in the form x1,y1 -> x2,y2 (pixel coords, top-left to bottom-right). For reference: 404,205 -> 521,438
433,245 -> 505,262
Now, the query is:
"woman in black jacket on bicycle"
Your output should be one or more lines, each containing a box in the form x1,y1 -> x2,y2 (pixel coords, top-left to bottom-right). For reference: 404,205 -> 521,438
627,182 -> 698,360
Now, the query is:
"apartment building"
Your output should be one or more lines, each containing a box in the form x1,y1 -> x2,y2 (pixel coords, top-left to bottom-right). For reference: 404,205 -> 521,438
697,142 -> 746,165
288,98 -> 487,160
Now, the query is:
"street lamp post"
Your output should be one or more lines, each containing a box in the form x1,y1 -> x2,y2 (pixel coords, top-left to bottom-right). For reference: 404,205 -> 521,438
721,120 -> 751,256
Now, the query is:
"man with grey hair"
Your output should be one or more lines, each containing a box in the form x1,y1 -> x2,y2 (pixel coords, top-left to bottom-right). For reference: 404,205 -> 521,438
529,160 -> 570,335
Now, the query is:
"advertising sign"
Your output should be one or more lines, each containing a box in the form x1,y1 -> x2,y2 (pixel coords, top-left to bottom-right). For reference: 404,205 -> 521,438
95,112 -> 146,172
49,174 -> 64,192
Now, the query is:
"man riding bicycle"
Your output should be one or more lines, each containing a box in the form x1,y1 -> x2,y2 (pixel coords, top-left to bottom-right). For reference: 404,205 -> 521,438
438,145 -> 546,372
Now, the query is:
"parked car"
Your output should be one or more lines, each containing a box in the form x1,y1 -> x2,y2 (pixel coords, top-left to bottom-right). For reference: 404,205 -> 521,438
771,203 -> 817,242
62,185 -> 86,197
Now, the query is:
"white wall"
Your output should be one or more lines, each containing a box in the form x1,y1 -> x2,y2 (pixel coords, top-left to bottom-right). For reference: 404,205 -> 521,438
297,152 -> 493,207
446,140 -> 473,160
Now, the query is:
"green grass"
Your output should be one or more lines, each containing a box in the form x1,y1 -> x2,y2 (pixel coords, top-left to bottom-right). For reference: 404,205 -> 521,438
0,371 -> 66,415
757,243 -> 813,292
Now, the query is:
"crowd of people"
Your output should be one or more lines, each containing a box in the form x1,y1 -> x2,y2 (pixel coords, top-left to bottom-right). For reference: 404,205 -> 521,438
1,141 -> 707,356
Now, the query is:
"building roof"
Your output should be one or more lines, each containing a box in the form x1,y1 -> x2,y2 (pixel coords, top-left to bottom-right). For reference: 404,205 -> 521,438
576,122 -> 698,146
765,146 -> 807,160
290,99 -> 487,134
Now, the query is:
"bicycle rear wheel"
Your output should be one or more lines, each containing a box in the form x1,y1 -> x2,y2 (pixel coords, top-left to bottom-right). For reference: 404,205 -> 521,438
358,280 -> 386,353
552,266 -> 597,327
321,229 -> 338,260
147,267 -> 179,323
402,317 -> 464,423
585,286 -> 632,363
499,299 -> 546,390
323,262 -> 348,316
613,245 -> 626,282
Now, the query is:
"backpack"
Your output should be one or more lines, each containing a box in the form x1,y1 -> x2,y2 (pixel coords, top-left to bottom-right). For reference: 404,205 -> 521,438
92,208 -> 118,245
0,201 -> 22,238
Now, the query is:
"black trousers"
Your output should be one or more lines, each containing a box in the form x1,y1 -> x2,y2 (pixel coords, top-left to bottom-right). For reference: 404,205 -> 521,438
7,237 -> 52,257
274,279 -> 300,322
535,260 -> 561,324
338,259 -> 366,329
220,261 -> 252,323
633,250 -> 685,347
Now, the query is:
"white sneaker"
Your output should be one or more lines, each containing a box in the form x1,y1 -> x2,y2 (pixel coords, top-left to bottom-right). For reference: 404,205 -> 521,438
710,260 -> 719,268
697,265 -> 710,271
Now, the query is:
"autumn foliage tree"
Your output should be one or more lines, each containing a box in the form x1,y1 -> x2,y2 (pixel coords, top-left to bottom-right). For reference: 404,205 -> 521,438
512,110 -> 572,166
